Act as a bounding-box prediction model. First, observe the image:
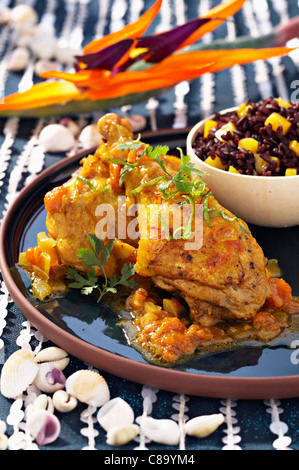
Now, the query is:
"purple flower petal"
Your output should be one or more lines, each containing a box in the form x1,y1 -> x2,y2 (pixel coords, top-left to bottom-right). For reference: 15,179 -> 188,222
76,38 -> 134,70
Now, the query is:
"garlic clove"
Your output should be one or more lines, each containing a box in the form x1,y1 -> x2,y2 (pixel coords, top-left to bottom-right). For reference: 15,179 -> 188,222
184,413 -> 224,438
52,390 -> 78,413
106,424 -> 139,446
140,417 -> 180,446
39,124 -> 75,152
7,47 -> 30,72
26,409 -> 60,446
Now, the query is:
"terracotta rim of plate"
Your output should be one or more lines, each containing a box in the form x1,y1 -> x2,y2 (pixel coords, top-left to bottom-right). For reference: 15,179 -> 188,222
1,146 -> 299,400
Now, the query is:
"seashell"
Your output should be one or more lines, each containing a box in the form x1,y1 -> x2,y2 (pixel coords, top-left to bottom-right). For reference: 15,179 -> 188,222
79,124 -> 103,148
126,114 -> 147,132
33,394 -> 54,414
97,397 -> 134,432
0,434 -> 8,451
52,390 -> 77,413
184,413 -> 224,438
34,346 -> 69,371
106,424 -> 139,446
140,417 -> 180,446
0,349 -> 39,399
59,117 -> 80,137
33,363 -> 66,393
30,36 -> 57,61
26,409 -> 60,446
55,43 -> 82,65
34,59 -> 59,76
0,420 -> 6,434
66,370 -> 110,407
7,47 -> 30,72
0,7 -> 11,25
39,124 -> 75,152
11,4 -> 38,30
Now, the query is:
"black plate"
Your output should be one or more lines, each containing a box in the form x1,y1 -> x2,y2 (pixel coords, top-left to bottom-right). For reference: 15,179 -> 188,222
1,128 -> 299,399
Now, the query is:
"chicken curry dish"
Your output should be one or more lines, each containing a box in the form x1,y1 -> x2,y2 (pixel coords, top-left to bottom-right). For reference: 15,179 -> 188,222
19,113 -> 299,366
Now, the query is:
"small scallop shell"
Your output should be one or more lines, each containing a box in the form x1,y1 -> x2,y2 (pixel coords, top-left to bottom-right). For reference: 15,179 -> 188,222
0,349 -> 39,399
34,346 -> 69,370
52,390 -> 77,413
11,4 -> 38,29
97,397 -> 134,432
39,124 -> 75,152
184,413 -> 224,438
140,417 -> 180,446
65,370 -> 110,407
26,409 -> 60,446
106,424 -> 139,446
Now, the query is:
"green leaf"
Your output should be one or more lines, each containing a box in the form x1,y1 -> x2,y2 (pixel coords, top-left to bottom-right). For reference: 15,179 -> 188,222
101,240 -> 114,266
87,233 -> 103,258
76,176 -> 96,191
77,248 -> 101,267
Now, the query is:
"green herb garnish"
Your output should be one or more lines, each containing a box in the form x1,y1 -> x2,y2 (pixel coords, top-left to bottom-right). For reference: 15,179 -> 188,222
76,176 -> 96,191
67,234 -> 137,302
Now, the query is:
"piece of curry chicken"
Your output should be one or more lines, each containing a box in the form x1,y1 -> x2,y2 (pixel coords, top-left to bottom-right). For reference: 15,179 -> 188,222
97,114 -> 271,326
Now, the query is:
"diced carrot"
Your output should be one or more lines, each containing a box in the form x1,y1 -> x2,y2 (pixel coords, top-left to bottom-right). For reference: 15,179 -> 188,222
108,162 -> 122,192
266,278 -> 299,313
26,246 -> 42,267
130,288 -> 148,310
44,186 -> 67,212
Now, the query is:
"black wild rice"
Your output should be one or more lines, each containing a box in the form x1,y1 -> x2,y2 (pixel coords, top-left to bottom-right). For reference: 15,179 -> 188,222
192,97 -> 299,176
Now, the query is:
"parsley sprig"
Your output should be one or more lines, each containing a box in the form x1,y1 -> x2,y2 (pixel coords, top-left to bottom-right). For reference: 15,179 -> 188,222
67,234 -> 137,302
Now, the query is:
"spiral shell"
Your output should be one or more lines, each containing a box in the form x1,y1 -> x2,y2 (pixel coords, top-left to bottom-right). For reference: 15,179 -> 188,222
65,370 -> 110,407
52,390 -> 77,413
0,349 -> 39,399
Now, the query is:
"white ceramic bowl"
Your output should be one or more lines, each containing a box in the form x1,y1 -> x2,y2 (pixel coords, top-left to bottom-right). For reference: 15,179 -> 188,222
186,107 -> 299,228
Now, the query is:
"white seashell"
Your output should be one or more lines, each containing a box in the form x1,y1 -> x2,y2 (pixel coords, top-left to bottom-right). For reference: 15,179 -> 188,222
39,124 -> 75,152
7,47 -> 30,72
11,4 -> 38,30
59,117 -> 80,137
66,370 -> 110,407
184,413 -> 224,438
52,390 -> 78,413
30,36 -> 57,60
0,434 -> 8,450
0,7 -> 11,25
33,363 -> 66,393
140,417 -> 180,446
55,43 -> 82,65
97,397 -> 134,432
106,424 -> 139,446
34,59 -> 59,76
0,349 -> 39,399
26,409 -> 60,446
0,420 -> 6,434
34,346 -> 69,371
79,124 -> 103,148
33,394 -> 54,414
126,114 -> 147,132
32,22 -> 56,40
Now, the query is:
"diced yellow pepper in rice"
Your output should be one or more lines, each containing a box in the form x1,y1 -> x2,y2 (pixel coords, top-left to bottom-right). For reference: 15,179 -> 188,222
264,112 -> 291,135
215,122 -> 236,142
270,156 -> 280,169
285,168 -> 297,176
289,140 -> 299,157
238,138 -> 259,154
237,102 -> 252,118
205,155 -> 227,171
275,97 -> 291,109
228,165 -> 240,174
203,120 -> 218,138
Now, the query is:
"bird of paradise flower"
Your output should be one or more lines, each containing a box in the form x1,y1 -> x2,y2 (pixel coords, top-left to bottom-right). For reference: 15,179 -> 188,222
0,0 -> 296,117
